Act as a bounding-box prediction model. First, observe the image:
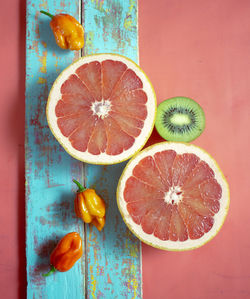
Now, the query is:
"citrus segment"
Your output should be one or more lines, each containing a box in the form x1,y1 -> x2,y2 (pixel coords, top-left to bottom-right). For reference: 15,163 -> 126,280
61,74 -> 94,98
183,179 -> 221,215
178,202 -> 214,240
127,198 -> 163,219
153,150 -> 176,190
171,153 -> 199,187
103,117 -> 134,155
124,176 -> 165,203
55,96 -> 92,117
169,205 -> 188,241
132,156 -> 166,191
110,69 -> 143,100
117,142 -> 230,251
101,60 -> 127,100
75,61 -> 102,101
154,204 -> 172,241
109,111 -> 143,137
183,160 -> 214,190
140,205 -> 164,234
57,112 -> 93,137
87,119 -> 107,155
182,196 -> 214,217
69,116 -> 98,152
112,100 -> 147,121
47,54 -> 156,164
113,89 -> 147,105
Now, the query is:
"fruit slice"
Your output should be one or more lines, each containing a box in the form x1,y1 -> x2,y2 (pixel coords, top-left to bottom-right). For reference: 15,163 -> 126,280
155,97 -> 205,142
47,54 -> 156,164
117,142 -> 229,251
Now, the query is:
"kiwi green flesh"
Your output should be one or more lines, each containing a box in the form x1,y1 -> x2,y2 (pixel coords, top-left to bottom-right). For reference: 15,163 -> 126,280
155,97 -> 205,142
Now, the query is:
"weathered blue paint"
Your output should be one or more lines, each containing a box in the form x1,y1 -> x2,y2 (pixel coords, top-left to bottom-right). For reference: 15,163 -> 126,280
83,1 -> 142,298
25,1 -> 84,298
26,0 -> 141,298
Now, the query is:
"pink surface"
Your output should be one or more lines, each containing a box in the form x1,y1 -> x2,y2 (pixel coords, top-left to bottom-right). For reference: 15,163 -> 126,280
139,0 -> 250,298
0,0 -> 26,297
0,0 -> 249,298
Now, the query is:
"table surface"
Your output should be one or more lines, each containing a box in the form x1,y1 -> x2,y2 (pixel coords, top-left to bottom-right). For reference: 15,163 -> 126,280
1,0 -> 250,298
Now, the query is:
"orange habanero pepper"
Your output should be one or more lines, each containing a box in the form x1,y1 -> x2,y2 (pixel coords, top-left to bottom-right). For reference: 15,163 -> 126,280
73,179 -> 106,231
42,232 -> 83,277
40,10 -> 84,50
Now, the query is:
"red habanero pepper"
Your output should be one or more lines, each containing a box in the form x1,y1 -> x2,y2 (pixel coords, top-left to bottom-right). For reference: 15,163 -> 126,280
73,179 -> 106,231
42,232 -> 83,277
40,10 -> 84,50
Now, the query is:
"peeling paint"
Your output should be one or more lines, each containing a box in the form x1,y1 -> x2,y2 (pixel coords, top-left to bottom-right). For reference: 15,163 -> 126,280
41,41 -> 47,48
39,51 -> 47,73
39,0 -> 48,10
53,56 -> 61,74
107,273 -> 112,284
85,31 -> 95,53
89,265 -> 97,299
128,264 -> 139,299
91,0 -> 105,12
37,77 -> 47,84
26,0 -> 140,298
124,0 -> 137,31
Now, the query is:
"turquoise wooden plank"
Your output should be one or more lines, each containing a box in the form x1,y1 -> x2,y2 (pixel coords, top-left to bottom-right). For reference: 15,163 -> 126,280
26,0 -> 141,298
82,0 -> 142,298
25,1 -> 85,298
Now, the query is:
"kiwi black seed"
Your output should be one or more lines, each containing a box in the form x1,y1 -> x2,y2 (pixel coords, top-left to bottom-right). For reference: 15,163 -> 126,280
155,97 -> 205,142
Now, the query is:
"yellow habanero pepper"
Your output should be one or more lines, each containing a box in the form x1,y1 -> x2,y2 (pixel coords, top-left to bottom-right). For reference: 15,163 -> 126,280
40,10 -> 84,51
73,179 -> 106,231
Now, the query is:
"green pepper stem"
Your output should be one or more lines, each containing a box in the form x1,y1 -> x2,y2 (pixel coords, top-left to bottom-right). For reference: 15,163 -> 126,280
73,179 -> 86,192
40,10 -> 54,19
42,265 -> 57,277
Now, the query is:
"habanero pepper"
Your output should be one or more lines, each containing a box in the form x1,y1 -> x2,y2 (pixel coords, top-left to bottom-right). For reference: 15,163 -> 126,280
73,179 -> 106,231
40,10 -> 84,51
42,232 -> 83,277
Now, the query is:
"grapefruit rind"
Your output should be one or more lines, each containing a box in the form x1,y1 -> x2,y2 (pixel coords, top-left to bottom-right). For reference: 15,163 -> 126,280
46,53 -> 157,165
117,142 -> 230,251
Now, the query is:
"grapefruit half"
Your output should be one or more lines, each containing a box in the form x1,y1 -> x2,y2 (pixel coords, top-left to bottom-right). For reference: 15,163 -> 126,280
117,142 -> 230,251
46,54 -> 157,164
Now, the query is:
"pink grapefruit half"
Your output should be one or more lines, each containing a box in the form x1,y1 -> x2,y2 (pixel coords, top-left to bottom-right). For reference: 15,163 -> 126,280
117,142 -> 230,251
46,54 -> 157,164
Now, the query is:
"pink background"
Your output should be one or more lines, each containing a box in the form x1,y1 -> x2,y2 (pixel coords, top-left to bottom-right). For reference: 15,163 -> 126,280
0,0 -> 250,298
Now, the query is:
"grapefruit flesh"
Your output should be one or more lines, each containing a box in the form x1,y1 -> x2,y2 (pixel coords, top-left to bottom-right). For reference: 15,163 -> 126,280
47,54 -> 156,164
117,142 -> 230,251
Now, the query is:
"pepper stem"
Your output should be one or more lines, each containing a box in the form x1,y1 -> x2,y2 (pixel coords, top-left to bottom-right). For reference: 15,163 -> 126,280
73,179 -> 86,192
40,10 -> 54,19
42,265 -> 57,277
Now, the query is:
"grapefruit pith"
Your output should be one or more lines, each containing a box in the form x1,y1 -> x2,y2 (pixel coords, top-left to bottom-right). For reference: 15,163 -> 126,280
46,54 -> 157,164
117,142 -> 230,251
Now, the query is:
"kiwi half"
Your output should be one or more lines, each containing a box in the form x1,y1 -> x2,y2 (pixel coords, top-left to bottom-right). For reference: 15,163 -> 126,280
155,97 -> 205,142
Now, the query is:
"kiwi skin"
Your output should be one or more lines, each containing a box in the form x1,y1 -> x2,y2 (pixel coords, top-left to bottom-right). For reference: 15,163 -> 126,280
155,97 -> 205,142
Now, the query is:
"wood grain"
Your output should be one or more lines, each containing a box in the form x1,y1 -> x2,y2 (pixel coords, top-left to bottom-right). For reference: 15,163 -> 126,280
25,0 -> 141,298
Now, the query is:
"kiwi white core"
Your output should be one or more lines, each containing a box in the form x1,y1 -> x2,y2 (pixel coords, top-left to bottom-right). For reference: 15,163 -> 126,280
171,114 -> 190,125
